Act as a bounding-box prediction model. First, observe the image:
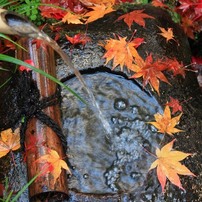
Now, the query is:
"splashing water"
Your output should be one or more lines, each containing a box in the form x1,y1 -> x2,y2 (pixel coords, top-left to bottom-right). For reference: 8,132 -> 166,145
3,11 -> 112,135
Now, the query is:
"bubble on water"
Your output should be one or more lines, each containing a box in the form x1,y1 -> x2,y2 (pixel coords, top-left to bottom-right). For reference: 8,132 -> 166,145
131,106 -> 139,114
83,173 -> 89,179
114,98 -> 128,111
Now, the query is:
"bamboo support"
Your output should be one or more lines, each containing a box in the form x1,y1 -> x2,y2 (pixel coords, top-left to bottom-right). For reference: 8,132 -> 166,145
16,38 -> 68,201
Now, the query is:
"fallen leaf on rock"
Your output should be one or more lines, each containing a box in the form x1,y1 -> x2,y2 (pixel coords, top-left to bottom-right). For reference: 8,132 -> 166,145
130,54 -> 169,94
0,128 -> 20,158
101,35 -> 143,71
65,33 -> 91,46
62,12 -> 84,24
149,139 -> 195,192
84,4 -> 115,24
158,26 -> 177,44
149,105 -> 183,135
166,97 -> 183,114
116,9 -> 154,30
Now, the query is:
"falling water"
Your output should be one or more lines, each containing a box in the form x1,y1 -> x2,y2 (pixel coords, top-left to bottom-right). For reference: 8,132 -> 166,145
3,11 -> 112,135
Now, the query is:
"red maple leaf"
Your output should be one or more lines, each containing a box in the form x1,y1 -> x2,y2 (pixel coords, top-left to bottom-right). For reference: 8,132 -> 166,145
19,59 -> 34,72
165,58 -> 186,77
65,33 -> 91,46
130,54 -> 170,94
166,97 -> 183,114
116,9 -> 154,30
39,5 -> 66,20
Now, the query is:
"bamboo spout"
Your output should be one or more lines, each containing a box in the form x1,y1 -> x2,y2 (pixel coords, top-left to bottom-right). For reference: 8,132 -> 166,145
0,9 -> 44,38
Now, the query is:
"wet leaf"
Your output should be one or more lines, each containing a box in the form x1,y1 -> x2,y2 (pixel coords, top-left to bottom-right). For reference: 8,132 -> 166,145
101,35 -> 143,71
36,149 -> 71,184
149,139 -> 195,192
116,9 -> 154,30
130,54 -> 170,94
0,128 -> 20,158
149,105 -> 183,136
166,97 -> 183,114
84,4 -> 115,24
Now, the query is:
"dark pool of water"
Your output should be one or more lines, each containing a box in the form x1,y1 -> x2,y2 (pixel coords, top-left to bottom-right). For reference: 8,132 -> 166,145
61,70 -> 164,201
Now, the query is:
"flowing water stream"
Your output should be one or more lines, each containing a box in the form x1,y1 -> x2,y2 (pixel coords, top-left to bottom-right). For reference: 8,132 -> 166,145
4,11 -> 112,136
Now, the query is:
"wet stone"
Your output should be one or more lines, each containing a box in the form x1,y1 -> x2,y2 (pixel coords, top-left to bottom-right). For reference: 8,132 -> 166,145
61,71 -> 163,200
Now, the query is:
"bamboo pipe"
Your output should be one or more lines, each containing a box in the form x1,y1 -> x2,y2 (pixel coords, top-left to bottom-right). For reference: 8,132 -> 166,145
16,38 -> 68,201
0,9 -> 43,38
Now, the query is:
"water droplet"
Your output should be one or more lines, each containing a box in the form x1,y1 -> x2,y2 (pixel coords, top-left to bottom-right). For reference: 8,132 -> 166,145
83,173 -> 89,179
114,98 -> 128,111
130,172 -> 141,179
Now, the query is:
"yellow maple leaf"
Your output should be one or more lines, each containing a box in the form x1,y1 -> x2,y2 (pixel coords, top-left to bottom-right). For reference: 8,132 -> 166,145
84,4 -> 115,24
36,149 -> 71,184
149,139 -> 195,192
62,12 -> 84,24
101,36 -> 142,71
149,105 -> 183,135
0,128 -> 20,158
158,26 -> 176,43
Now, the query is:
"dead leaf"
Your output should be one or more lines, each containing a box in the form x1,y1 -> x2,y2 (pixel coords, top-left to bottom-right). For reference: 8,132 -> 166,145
36,149 -> 71,184
0,128 -> 20,158
149,139 -> 195,192
84,4 -> 115,24
149,105 -> 183,136
116,9 -> 154,30
130,54 -> 170,94
101,35 -> 143,71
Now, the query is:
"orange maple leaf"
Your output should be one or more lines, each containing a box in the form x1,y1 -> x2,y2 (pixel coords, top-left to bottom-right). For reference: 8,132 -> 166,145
149,139 -> 195,192
158,26 -> 177,43
149,105 -> 183,136
151,0 -> 169,8
0,128 -> 20,158
84,4 -> 115,24
101,35 -> 143,71
62,12 -> 84,24
130,54 -> 170,94
36,149 -> 71,184
116,9 -> 154,30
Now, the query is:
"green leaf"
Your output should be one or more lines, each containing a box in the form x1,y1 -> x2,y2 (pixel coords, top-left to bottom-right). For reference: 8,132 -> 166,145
0,54 -> 86,103
0,33 -> 27,52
